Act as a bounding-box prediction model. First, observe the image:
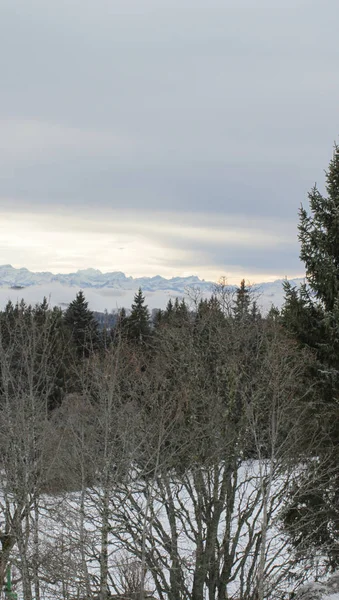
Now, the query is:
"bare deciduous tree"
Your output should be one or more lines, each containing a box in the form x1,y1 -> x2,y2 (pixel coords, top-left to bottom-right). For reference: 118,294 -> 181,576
0,303 -> 64,599
109,311 -> 318,600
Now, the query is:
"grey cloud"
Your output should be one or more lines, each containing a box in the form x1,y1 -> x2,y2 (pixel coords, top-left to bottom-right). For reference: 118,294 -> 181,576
204,246 -> 302,276
152,244 -> 303,280
1,0 -> 338,277
147,232 -> 301,276
0,158 -> 318,220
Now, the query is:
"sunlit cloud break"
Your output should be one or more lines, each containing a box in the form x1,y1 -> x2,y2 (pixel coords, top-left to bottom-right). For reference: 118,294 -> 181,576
0,208 -> 301,284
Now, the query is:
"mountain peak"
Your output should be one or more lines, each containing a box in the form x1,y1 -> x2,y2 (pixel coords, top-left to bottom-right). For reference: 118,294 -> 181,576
76,268 -> 103,275
0,264 -> 305,312
0,265 -> 208,290
0,264 -> 304,297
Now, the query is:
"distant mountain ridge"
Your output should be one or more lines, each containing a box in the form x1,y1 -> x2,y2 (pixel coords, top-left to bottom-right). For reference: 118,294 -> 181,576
0,265 -> 306,312
0,264 -> 211,292
0,265 -> 303,295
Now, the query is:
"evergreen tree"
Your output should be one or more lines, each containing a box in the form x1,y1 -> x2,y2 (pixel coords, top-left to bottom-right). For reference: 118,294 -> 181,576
64,290 -> 100,357
117,307 -> 128,331
152,308 -> 164,328
0,297 -> 68,410
299,144 -> 339,311
33,296 -> 49,326
155,298 -> 190,329
110,307 -> 129,343
233,279 -> 251,320
250,300 -> 261,322
127,288 -> 150,343
195,298 -> 209,321
177,298 -> 189,322
164,298 -> 174,322
206,295 -> 225,328
266,304 -> 280,322
282,142 -> 339,569
0,301 -> 16,347
281,281 -> 323,349
282,145 -> 339,374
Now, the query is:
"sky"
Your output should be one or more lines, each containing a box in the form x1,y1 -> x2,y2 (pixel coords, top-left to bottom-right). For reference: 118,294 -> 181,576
0,0 -> 338,284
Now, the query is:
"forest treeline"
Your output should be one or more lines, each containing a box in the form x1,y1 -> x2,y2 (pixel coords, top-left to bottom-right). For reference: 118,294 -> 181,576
1,144 -> 339,600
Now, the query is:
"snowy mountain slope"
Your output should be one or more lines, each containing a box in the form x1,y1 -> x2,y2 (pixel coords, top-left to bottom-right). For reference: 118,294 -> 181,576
0,265 -> 209,292
0,265 -> 304,312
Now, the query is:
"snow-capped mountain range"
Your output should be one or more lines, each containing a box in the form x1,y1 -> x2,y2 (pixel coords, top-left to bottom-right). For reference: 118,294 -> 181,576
0,264 -> 211,292
0,265 -> 304,312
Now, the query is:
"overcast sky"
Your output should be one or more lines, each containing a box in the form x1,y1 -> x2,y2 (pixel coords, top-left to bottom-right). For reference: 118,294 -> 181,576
0,0 -> 338,283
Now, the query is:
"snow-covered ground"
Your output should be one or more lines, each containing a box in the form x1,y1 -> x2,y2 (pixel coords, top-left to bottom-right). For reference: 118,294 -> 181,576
2,461 -> 325,600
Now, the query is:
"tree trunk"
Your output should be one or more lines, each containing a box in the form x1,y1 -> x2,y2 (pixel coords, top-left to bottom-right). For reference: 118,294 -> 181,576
99,488 -> 110,600
32,498 -> 40,600
80,484 -> 93,600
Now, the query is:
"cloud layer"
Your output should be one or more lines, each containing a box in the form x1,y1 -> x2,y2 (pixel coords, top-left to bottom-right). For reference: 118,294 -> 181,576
1,0 -> 338,280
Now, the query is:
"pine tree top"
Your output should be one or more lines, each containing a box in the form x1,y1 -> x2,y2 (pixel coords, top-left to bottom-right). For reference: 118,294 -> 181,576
128,288 -> 151,343
64,291 -> 99,355
299,143 -> 339,310
131,287 -> 147,310
233,279 -> 251,320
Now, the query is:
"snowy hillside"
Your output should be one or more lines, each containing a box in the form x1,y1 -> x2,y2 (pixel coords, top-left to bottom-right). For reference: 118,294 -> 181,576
0,265 -> 304,312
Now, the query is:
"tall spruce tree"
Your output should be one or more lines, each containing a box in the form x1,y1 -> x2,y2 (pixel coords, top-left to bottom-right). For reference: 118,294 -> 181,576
127,288 -> 150,343
299,144 -> 339,311
64,290 -> 100,357
282,142 -> 339,569
233,279 -> 251,320
164,298 -> 174,322
283,144 -> 339,373
281,281 -> 324,350
177,298 -> 189,322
